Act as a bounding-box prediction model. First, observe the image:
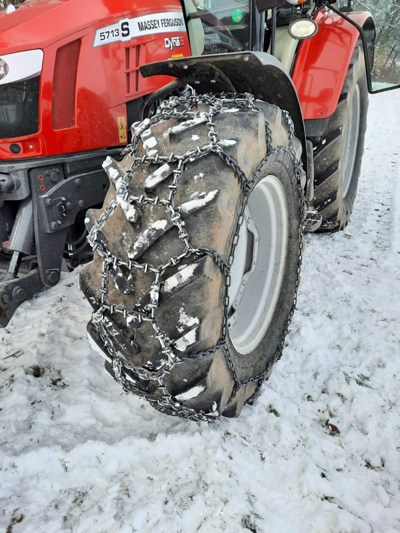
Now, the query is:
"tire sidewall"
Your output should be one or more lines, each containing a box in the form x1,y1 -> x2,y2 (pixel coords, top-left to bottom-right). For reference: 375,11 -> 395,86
338,47 -> 369,226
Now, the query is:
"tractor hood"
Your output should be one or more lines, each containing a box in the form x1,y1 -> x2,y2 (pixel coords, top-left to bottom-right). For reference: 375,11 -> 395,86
0,0 -> 175,52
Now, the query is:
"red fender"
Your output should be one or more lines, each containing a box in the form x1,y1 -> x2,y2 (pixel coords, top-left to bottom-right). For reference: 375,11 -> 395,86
291,10 -> 372,121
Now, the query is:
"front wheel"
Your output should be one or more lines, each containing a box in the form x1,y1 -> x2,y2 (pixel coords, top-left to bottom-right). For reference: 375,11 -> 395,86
80,93 -> 305,419
311,44 -> 368,231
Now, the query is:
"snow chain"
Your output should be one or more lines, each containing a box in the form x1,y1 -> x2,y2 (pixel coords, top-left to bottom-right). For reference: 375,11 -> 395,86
87,93 -> 306,421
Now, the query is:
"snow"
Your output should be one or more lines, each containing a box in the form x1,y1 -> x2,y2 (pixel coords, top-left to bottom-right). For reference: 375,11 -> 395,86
128,219 -> 169,259
102,156 -> 121,187
223,107 -> 240,113
180,189 -> 219,215
145,163 -> 173,190
116,196 -> 138,224
175,385 -> 205,401
168,114 -> 208,135
1,91 -> 400,532
219,139 -> 237,147
103,157 -> 139,222
163,263 -> 198,293
173,326 -> 198,352
177,307 -> 199,334
87,332 -> 110,363
143,136 -> 157,150
132,118 -> 151,137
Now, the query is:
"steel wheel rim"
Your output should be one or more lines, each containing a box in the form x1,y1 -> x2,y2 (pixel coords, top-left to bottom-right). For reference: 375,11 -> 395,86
342,84 -> 361,198
228,175 -> 289,355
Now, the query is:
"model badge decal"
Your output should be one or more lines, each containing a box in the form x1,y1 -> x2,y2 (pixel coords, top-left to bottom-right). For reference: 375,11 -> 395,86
94,11 -> 186,47
164,36 -> 184,50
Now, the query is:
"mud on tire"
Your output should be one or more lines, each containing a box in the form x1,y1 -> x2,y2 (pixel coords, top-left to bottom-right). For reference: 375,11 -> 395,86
80,93 -> 305,420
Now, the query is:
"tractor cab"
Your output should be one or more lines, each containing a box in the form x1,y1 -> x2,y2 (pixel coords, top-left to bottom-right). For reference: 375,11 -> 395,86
183,0 -> 400,94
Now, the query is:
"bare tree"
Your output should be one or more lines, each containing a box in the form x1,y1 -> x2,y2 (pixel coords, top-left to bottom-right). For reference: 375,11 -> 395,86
0,0 -> 25,9
350,0 -> 400,83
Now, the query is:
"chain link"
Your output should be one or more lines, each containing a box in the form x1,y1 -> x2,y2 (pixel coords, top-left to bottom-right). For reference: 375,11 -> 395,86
87,93 -> 306,420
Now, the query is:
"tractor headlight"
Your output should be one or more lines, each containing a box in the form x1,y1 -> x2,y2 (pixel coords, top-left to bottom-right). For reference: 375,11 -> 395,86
0,59 -> 9,81
0,49 -> 43,85
289,18 -> 318,40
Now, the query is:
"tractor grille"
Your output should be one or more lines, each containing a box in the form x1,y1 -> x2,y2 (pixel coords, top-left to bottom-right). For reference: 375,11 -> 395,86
0,76 -> 39,139
125,45 -> 141,96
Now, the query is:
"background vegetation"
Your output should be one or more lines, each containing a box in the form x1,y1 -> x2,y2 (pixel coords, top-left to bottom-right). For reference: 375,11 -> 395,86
352,0 -> 400,84
0,0 -> 24,8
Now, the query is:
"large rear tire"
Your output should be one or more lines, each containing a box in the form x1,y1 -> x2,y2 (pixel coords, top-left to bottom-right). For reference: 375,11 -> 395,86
80,93 -> 305,420
311,44 -> 368,231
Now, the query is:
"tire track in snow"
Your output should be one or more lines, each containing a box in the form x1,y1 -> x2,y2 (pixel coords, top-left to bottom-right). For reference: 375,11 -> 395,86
391,148 -> 400,254
352,91 -> 400,258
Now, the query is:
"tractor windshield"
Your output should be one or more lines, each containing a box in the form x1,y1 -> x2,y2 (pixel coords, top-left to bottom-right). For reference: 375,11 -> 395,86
187,1 -> 251,54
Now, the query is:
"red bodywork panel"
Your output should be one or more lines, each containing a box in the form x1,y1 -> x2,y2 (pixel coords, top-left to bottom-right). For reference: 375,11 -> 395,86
291,10 -> 371,121
0,0 -> 191,159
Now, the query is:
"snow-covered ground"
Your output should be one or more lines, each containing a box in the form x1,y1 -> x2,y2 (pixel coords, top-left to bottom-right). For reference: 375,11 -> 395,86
1,90 -> 400,533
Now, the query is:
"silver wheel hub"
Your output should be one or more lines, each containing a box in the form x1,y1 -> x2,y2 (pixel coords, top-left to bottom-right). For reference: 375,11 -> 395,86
228,175 -> 289,355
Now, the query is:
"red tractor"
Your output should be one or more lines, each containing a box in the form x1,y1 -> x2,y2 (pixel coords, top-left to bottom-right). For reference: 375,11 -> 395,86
0,0 -> 192,324
1,0 -> 398,418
